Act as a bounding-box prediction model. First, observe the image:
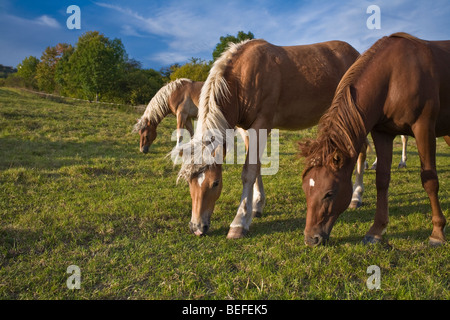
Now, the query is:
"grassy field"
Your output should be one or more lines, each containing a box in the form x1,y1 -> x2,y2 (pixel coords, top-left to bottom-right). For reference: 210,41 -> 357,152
0,87 -> 448,300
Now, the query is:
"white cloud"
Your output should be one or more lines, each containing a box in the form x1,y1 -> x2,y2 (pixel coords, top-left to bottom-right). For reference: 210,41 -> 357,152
34,15 -> 61,28
94,0 -> 450,66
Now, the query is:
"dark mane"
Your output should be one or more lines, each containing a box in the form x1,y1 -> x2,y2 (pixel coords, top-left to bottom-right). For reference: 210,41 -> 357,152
300,32 -> 426,176
300,35 -> 393,175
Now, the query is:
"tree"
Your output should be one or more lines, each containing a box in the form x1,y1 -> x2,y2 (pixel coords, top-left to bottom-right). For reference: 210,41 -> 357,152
212,31 -> 255,61
160,63 -> 181,82
54,45 -> 75,96
68,31 -> 127,101
113,59 -> 164,105
170,58 -> 211,82
36,43 -> 72,93
16,56 -> 39,89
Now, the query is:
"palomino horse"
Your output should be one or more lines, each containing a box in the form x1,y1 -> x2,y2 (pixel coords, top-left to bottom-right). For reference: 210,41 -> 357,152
299,33 -> 450,247
133,78 -> 203,153
176,39 -> 361,238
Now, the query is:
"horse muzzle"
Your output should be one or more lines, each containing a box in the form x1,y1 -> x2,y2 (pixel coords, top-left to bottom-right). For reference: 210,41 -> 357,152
304,233 -> 329,247
189,221 -> 209,237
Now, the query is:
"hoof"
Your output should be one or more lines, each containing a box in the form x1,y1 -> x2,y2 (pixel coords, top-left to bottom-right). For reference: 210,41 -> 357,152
429,237 -> 445,247
252,211 -> 262,218
398,163 -> 407,169
370,164 -> 377,170
349,200 -> 362,209
227,227 -> 248,239
363,235 -> 382,245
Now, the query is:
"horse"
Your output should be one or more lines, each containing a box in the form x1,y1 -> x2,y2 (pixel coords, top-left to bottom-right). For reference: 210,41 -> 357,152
299,32 -> 450,247
176,39 -> 362,239
133,78 -> 203,153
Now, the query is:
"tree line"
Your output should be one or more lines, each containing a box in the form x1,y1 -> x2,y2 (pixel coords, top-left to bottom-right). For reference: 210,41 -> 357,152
1,31 -> 254,105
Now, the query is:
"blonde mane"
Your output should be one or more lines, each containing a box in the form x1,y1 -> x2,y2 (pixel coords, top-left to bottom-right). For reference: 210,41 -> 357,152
133,78 -> 192,132
195,39 -> 254,138
177,39 -> 254,182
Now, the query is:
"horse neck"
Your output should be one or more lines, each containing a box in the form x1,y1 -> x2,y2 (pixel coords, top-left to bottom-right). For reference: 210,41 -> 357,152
190,82 -> 204,106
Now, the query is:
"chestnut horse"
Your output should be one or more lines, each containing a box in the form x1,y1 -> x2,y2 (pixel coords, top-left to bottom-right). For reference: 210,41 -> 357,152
299,33 -> 450,247
176,39 -> 361,238
133,78 -> 203,153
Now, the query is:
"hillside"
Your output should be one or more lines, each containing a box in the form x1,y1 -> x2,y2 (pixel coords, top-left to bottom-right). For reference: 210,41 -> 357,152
0,87 -> 448,299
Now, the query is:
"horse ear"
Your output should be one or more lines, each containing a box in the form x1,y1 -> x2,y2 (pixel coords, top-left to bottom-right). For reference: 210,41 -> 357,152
331,150 -> 344,170
297,139 -> 313,158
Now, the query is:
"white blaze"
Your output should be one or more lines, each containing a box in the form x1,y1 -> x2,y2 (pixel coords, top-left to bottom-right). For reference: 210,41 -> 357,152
198,172 -> 205,187
309,178 -> 315,188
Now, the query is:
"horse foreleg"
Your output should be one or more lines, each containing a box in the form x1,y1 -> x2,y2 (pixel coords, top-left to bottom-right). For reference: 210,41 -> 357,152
185,118 -> 194,137
252,174 -> 265,218
413,124 -> 446,246
228,125 -> 269,239
175,111 -> 189,148
398,135 -> 408,168
227,160 -> 260,239
364,131 -> 394,244
349,148 -> 366,209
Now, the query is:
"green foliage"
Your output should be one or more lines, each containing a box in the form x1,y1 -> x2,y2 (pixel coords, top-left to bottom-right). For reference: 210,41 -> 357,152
54,45 -> 75,96
3,73 -> 25,88
113,63 -> 164,105
36,44 -> 72,93
68,31 -> 127,101
17,58 -> 38,87
16,57 -> 39,89
0,64 -> 18,79
212,31 -> 255,61
170,58 -> 211,82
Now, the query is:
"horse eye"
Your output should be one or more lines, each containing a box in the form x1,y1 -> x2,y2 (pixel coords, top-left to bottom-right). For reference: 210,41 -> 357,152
323,191 -> 333,200
212,180 -> 220,188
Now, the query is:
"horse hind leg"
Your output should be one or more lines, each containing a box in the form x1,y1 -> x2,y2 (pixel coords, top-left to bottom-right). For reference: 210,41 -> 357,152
413,124 -> 446,246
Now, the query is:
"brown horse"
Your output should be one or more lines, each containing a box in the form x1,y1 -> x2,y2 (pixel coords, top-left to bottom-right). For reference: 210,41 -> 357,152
299,33 -> 450,247
133,78 -> 203,153
176,39 -> 361,238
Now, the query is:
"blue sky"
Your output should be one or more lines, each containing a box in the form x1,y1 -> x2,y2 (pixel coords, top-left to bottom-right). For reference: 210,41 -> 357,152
1,0 -> 450,70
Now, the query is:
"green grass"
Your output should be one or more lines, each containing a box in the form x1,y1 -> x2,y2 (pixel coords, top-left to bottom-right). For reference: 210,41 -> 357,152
0,87 -> 448,299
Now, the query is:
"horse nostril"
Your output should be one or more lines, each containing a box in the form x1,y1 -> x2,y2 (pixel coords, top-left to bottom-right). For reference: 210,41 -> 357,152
305,234 -> 324,247
313,235 -> 322,245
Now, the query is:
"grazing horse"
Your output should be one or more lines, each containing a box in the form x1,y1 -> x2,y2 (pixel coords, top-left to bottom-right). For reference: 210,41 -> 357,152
299,33 -> 450,247
133,79 -> 203,153
176,39 -> 361,238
